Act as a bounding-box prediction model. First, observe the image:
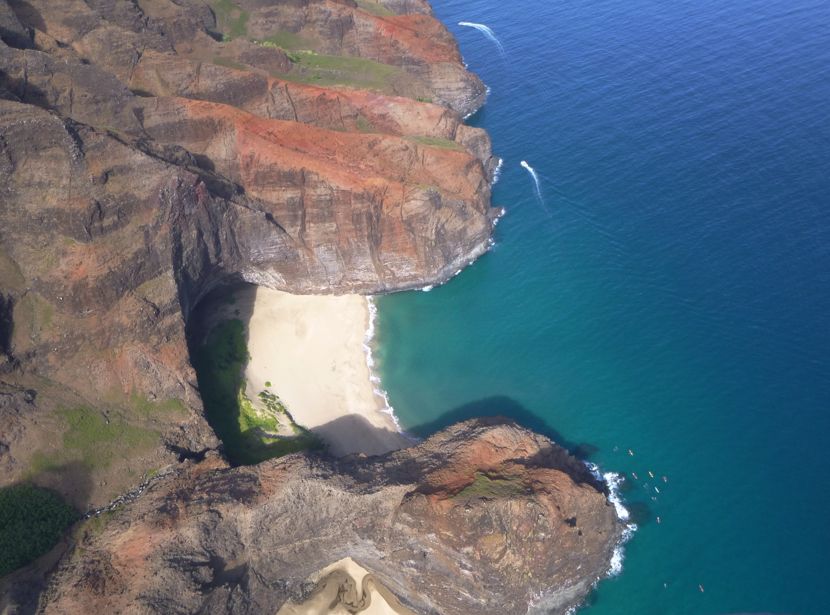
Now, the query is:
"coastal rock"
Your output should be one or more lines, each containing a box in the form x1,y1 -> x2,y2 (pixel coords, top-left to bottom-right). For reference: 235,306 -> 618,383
35,418 -> 622,615
0,0 -> 621,610
0,0 -> 495,506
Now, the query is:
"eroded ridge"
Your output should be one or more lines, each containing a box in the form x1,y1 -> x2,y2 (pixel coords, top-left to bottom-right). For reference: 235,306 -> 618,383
0,0 -> 498,506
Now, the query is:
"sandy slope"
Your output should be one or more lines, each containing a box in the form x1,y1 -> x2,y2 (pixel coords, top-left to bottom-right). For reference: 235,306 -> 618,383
277,558 -> 417,615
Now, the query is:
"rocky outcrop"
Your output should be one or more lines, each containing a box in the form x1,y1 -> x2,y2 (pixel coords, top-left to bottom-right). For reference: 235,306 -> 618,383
30,419 -> 621,615
0,0 -> 497,506
0,2 -> 622,611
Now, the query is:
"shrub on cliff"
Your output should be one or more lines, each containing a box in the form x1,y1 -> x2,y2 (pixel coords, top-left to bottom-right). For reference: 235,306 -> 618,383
0,483 -> 77,576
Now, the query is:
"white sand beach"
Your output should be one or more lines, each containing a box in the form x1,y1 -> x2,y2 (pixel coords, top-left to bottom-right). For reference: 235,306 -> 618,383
226,286 -> 410,457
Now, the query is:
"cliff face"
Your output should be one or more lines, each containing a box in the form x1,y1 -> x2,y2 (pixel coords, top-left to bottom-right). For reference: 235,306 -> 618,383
0,2 -> 622,612
0,0 -> 497,505
29,419 -> 621,615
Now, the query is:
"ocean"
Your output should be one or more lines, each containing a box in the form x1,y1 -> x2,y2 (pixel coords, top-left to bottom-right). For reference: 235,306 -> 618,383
373,0 -> 830,613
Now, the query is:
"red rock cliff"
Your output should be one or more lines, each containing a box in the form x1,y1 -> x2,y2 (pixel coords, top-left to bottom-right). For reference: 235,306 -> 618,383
0,0 -> 497,504
0,2 -> 622,613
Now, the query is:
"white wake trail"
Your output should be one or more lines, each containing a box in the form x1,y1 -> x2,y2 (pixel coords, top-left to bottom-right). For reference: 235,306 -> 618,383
458,21 -> 506,56
521,160 -> 543,200
521,160 -> 551,218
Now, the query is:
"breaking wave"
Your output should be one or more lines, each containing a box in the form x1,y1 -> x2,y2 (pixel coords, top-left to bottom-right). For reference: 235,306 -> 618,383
363,297 -> 403,431
585,462 -> 638,576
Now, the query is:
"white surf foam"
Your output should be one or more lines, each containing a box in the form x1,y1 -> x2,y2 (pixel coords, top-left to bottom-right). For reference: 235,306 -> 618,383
585,462 -> 638,577
363,297 -> 404,432
491,157 -> 504,186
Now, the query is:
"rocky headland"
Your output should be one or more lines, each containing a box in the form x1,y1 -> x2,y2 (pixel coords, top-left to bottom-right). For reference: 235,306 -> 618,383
0,1 -> 622,613
13,419 -> 621,615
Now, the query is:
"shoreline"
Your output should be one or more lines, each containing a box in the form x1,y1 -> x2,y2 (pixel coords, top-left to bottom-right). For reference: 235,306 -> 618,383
363,297 -> 402,431
239,287 -> 411,457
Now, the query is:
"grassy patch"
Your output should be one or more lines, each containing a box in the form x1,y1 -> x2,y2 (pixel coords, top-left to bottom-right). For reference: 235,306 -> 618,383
29,407 -> 160,474
0,483 -> 77,577
129,394 -> 186,419
355,0 -> 395,17
191,319 -> 322,465
28,452 -> 63,475
454,472 -> 527,500
257,31 -> 310,50
280,50 -> 404,93
210,0 -> 248,40
59,407 -> 159,469
407,135 -> 464,151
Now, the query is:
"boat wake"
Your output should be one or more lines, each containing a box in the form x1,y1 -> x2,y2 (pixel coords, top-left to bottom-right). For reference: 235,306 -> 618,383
520,160 -> 553,217
458,21 -> 506,56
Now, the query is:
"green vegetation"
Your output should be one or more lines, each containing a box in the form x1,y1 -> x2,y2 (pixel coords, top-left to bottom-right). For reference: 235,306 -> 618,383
59,407 -> 159,469
28,452 -> 62,475
454,473 -> 527,499
257,31 -> 310,50
30,406 -> 160,474
407,135 -> 464,151
210,0 -> 249,40
130,394 -> 186,419
191,319 -> 322,465
0,484 -> 77,577
355,0 -> 395,17
280,50 -> 404,93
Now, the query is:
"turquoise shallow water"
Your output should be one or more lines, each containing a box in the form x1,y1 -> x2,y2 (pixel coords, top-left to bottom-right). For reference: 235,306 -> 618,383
374,1 -> 830,613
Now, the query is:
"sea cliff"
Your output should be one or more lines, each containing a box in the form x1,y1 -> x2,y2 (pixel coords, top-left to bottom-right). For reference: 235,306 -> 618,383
0,1 -> 621,612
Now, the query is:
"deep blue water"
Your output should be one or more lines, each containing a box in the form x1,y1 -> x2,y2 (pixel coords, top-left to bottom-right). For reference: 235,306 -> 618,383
374,1 -> 830,613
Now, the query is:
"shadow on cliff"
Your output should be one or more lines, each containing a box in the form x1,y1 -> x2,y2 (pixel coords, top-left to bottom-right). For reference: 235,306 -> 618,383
309,413 -> 412,459
185,283 -> 259,465
0,294 -> 15,367
405,395 -> 600,461
185,281 -> 256,349
27,460 -> 95,512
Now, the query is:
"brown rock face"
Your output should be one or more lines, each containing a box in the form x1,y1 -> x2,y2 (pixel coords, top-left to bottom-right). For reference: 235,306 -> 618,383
30,419 -> 621,615
0,2 -> 621,611
0,0 -> 497,506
